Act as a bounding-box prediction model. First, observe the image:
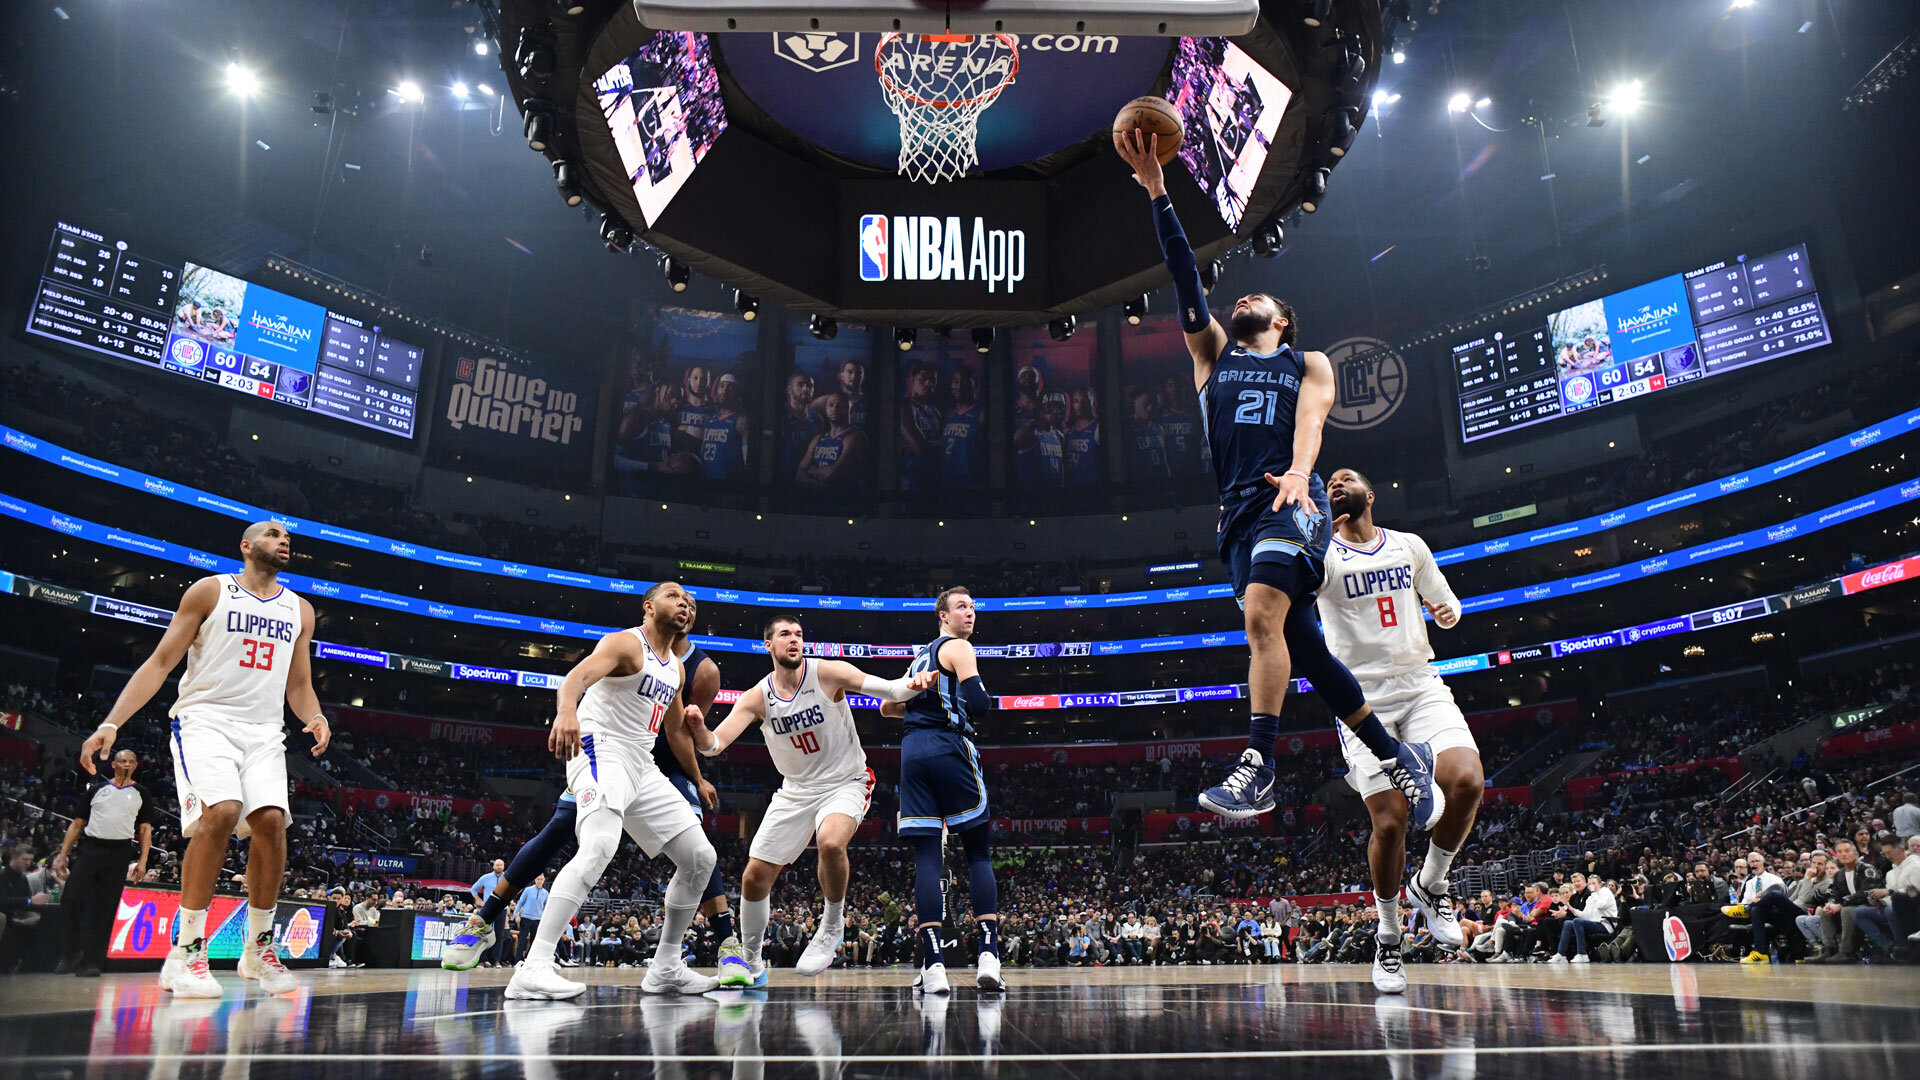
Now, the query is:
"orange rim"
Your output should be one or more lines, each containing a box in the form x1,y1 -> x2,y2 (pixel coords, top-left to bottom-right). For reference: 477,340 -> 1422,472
875,32 -> 1020,110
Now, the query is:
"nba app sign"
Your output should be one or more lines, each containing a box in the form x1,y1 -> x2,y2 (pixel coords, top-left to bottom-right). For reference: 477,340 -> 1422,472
859,214 -> 1026,295
1323,337 -> 1409,431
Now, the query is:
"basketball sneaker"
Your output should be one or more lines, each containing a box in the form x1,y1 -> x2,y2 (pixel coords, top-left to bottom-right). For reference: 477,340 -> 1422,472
440,915 -> 495,971
915,962 -> 951,995
1372,935 -> 1407,994
641,962 -> 720,995
716,936 -> 757,987
160,940 -> 222,998
1405,877 -> 1462,948
976,950 -> 1005,992
1198,749 -> 1276,819
506,959 -> 586,1000
238,932 -> 298,994
1383,742 -> 1445,832
1740,950 -> 1769,965
796,922 -> 843,976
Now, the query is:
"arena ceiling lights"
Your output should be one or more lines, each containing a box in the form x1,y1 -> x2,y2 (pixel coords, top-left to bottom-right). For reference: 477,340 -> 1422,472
491,0 -> 1382,327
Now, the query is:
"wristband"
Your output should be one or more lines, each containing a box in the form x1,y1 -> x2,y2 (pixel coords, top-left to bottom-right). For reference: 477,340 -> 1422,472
96,722 -> 117,732
1285,469 -> 1309,481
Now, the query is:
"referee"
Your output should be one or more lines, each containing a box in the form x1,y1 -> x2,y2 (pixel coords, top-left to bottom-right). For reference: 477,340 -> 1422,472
56,748 -> 154,977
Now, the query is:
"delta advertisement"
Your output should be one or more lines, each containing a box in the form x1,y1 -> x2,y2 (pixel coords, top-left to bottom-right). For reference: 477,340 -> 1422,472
435,354 -> 597,480
108,890 -> 328,963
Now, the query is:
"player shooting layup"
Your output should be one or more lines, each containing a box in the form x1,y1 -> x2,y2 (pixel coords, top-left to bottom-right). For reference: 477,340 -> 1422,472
1321,468 -> 1486,992
505,581 -> 720,1000
1114,131 -> 1442,834
81,521 -> 330,998
692,615 -> 936,985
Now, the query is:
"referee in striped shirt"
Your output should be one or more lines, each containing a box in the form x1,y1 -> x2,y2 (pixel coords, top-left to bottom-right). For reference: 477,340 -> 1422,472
56,749 -> 154,976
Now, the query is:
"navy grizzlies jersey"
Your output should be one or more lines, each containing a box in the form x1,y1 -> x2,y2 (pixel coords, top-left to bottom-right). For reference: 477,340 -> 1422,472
902,635 -> 974,737
1201,342 -> 1306,502
652,643 -> 712,777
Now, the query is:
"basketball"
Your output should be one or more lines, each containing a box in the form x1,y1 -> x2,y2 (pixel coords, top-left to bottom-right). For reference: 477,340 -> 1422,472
1113,96 -> 1184,164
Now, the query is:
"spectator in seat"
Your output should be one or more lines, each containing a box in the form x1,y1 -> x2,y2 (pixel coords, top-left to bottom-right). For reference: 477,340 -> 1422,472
1851,832 -> 1918,962
1553,872 -> 1618,964
1811,841 -> 1880,963
0,846 -> 50,972
1790,851 -> 1834,954
1724,850 -> 1793,963
1893,792 -> 1920,844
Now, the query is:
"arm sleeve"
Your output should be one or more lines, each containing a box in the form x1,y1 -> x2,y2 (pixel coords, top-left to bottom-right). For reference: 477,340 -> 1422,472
1152,195 -> 1211,333
858,673 -> 924,703
958,676 -> 993,720
1409,533 -> 1462,625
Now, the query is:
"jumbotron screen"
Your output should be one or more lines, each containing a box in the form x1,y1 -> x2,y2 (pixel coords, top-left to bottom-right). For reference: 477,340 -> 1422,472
1451,243 -> 1832,443
1169,37 -> 1291,232
594,31 -> 728,227
26,221 -> 423,437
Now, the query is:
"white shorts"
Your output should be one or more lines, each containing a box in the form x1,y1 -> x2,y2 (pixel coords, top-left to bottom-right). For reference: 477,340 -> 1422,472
169,714 -> 288,839
747,769 -> 875,867
1338,670 -> 1478,799
565,736 -> 699,858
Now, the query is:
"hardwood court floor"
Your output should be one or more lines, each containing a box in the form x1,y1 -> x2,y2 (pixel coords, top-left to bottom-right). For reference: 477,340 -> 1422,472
2,961 -> 1915,1078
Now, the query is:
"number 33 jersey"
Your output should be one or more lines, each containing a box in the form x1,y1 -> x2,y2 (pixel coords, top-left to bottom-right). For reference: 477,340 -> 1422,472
171,575 -> 302,726
1316,528 -> 1461,686
763,659 -> 867,791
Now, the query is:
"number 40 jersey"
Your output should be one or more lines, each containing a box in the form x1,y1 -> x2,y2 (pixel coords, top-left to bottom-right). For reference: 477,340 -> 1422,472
763,659 -> 868,792
1317,528 -> 1462,687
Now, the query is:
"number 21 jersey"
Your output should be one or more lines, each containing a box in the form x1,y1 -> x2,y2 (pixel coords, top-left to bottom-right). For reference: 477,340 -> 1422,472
171,575 -> 302,726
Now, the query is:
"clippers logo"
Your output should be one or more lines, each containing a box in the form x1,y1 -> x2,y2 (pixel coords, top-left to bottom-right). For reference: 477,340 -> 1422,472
1563,375 -> 1595,404
1324,337 -> 1408,431
169,338 -> 206,369
859,215 -> 888,282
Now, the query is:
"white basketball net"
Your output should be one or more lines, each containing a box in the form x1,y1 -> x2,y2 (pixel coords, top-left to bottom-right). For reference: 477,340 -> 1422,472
875,33 -> 1020,184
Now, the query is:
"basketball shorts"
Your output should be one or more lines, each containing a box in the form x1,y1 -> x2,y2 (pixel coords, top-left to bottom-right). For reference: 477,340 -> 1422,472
662,769 -> 705,819
169,714 -> 288,840
1336,670 -> 1478,799
1218,475 -> 1332,603
897,729 -> 989,837
565,734 -> 700,858
748,769 -> 876,866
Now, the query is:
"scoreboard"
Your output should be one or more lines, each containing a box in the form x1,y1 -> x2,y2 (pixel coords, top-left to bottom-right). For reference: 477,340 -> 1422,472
1452,242 -> 1831,443
26,221 -> 422,438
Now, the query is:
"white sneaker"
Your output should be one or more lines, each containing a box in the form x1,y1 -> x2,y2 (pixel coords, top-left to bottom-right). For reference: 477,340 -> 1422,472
1547,954 -> 1568,966
238,935 -> 298,995
162,944 -> 223,998
1371,936 -> 1407,994
506,959 -> 586,1001
1570,954 -> 1590,965
641,962 -> 720,995
916,963 -> 951,995
1405,877 -> 1463,948
329,954 -> 347,969
439,916 -> 495,972
797,923 -> 843,976
976,951 -> 1005,992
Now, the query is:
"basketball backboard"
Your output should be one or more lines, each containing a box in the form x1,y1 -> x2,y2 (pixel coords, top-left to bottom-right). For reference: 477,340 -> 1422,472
633,1 -> 1260,36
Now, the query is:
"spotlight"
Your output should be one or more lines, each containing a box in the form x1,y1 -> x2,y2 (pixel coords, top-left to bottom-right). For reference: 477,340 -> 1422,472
809,314 -> 839,341
1327,107 -> 1358,157
1048,315 -> 1077,341
450,81 -> 469,100
474,41 -> 490,57
600,213 -> 633,252
1447,91 -> 1472,114
971,327 -> 995,353
1392,49 -> 1406,64
1198,259 -> 1221,294
1476,97 -> 1492,108
1124,294 -> 1149,324
1334,49 -> 1366,90
554,1 -> 587,14
523,103 -> 554,151
395,80 -> 424,104
226,62 -> 260,98
661,256 -> 690,292
895,327 -> 916,351
1605,78 -> 1644,116
553,160 -> 583,207
1300,168 -> 1329,213
516,30 -> 556,84
734,289 -> 759,321
1252,219 -> 1284,258
476,83 -> 496,97
1304,0 -> 1333,28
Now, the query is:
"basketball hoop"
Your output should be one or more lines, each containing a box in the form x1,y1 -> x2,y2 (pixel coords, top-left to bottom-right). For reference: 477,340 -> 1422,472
875,32 -> 1019,184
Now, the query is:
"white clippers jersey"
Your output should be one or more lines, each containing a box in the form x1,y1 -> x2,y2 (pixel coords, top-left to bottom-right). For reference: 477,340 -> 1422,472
170,575 -> 303,726
1317,528 -> 1461,686
577,628 -> 682,750
763,659 -> 866,790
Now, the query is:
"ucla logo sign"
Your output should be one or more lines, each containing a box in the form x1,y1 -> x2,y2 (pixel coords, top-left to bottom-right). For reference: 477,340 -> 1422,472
1323,337 -> 1408,431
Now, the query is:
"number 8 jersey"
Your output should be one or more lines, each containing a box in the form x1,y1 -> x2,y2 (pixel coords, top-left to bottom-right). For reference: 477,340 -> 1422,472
1316,528 -> 1461,686
171,575 -> 303,726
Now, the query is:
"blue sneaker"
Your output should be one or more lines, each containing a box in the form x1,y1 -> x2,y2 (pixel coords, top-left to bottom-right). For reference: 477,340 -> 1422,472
440,916 -> 494,972
1198,749 -> 1276,819
1385,741 -> 1445,832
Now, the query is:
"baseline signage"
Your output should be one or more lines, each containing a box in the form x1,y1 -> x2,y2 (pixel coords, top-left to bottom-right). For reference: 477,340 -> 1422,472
6,405 -> 1917,611
109,890 -> 327,962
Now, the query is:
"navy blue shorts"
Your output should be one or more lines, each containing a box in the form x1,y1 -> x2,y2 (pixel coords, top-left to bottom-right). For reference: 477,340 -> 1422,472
897,729 -> 989,836
1218,474 -> 1331,602
663,769 -> 703,819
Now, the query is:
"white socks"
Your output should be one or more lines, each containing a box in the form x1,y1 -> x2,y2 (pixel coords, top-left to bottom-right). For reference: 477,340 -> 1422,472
742,896 -> 770,964
823,897 -> 845,929
654,903 -> 700,968
178,906 -> 208,949
1419,843 -> 1458,893
1376,897 -> 1401,941
246,905 -> 276,946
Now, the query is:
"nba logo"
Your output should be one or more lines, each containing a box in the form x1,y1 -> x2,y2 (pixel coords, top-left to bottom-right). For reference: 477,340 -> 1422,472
1663,914 -> 1692,961
858,214 -> 888,281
